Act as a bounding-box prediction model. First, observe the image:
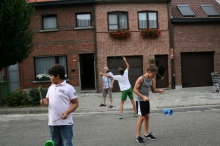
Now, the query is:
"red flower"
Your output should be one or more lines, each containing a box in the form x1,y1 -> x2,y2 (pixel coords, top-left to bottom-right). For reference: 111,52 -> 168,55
109,29 -> 131,39
140,28 -> 161,38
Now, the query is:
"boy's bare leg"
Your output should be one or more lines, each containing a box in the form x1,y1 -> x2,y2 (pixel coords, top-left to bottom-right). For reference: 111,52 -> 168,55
137,116 -> 145,136
144,114 -> 150,134
120,101 -> 124,115
130,99 -> 137,114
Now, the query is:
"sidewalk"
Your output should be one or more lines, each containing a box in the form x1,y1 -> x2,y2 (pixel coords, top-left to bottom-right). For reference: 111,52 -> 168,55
0,86 -> 219,115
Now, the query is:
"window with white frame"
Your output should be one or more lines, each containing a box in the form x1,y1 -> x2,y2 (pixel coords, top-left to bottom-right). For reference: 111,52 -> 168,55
34,56 -> 67,80
138,12 -> 158,29
76,13 -> 91,27
42,15 -> 57,30
108,12 -> 128,30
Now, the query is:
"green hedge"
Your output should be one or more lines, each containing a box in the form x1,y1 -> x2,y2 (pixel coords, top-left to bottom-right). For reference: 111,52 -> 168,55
4,88 -> 28,106
3,87 -> 48,107
29,88 -> 48,106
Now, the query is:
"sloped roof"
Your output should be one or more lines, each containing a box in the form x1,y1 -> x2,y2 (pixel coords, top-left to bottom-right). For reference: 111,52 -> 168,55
171,0 -> 220,18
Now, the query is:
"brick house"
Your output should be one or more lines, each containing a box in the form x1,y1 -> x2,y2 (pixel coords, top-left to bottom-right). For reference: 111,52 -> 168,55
95,0 -> 172,92
5,0 -> 97,92
4,0 -> 172,93
170,0 -> 220,89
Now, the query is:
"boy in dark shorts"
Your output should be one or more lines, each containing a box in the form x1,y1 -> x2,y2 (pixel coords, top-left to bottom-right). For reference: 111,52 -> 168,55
133,64 -> 165,144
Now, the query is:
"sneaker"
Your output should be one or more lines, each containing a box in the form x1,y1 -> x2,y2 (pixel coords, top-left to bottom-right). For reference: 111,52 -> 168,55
118,115 -> 122,119
144,133 -> 156,140
133,114 -> 138,117
136,136 -> 144,144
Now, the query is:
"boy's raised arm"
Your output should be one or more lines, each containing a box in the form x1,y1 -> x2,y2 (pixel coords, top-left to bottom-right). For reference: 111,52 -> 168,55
122,56 -> 129,70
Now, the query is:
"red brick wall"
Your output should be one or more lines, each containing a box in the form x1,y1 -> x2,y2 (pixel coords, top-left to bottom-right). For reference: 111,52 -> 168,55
20,5 -> 95,89
173,23 -> 220,87
95,3 -> 171,92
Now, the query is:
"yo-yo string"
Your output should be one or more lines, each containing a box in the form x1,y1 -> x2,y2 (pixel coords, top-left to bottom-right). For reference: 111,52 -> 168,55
151,92 -> 165,100
108,56 -> 116,70
38,85 -> 51,142
108,50 -> 124,72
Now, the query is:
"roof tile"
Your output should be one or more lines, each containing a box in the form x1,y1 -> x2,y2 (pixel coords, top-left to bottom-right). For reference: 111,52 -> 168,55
171,0 -> 220,18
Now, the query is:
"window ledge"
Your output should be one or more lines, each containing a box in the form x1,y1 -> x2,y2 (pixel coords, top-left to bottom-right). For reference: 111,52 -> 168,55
33,79 -> 70,83
74,26 -> 93,30
39,29 -> 59,33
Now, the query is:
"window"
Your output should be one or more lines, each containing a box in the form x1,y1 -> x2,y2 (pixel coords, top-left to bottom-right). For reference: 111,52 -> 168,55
108,12 -> 128,30
177,5 -> 195,17
201,5 -> 220,17
138,12 -> 158,29
42,15 -> 57,30
76,13 -> 91,27
34,56 -> 67,80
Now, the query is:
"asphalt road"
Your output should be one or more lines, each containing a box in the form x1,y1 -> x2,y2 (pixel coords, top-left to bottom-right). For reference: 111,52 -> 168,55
0,106 -> 220,146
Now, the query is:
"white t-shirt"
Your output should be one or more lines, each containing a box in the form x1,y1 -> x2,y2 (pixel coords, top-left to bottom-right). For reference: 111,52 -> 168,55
112,69 -> 131,91
46,80 -> 77,126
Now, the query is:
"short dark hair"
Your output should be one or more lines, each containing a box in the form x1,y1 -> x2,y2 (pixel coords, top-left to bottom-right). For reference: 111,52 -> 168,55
118,67 -> 124,75
147,64 -> 158,72
48,64 -> 65,79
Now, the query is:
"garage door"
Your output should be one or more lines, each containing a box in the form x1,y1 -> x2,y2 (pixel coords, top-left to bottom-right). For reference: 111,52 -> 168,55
107,56 -> 143,92
181,52 -> 214,88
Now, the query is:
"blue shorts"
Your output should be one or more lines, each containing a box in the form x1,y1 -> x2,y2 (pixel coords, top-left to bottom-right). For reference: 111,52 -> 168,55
49,125 -> 73,146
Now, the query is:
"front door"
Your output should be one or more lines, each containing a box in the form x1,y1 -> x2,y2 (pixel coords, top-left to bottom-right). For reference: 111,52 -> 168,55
79,54 -> 96,91
7,64 -> 20,92
155,55 -> 168,88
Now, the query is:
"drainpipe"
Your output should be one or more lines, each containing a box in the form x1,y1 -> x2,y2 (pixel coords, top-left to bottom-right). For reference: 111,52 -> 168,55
93,4 -> 99,93
167,1 -> 175,89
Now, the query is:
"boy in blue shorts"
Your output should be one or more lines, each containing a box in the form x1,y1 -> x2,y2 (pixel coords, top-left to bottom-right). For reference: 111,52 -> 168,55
40,64 -> 79,146
100,56 -> 137,119
133,64 -> 165,144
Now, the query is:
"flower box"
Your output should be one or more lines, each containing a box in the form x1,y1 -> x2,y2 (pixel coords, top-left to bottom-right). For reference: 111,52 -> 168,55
36,74 -> 50,81
109,29 -> 131,39
140,28 -> 161,38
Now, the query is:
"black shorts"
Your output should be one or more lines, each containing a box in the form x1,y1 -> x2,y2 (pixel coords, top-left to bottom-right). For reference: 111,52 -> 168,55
136,101 -> 150,116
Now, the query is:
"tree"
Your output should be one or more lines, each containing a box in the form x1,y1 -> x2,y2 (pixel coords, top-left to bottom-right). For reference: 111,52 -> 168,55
0,0 -> 35,70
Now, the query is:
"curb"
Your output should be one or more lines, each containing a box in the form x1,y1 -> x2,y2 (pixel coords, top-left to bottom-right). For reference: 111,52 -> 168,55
1,103 -> 220,115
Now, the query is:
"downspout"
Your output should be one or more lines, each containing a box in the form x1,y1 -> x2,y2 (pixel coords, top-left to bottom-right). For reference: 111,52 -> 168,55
93,4 -> 99,93
167,1 -> 175,89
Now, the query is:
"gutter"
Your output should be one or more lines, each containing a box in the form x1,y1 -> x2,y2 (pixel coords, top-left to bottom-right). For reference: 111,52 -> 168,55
29,0 -> 95,7
96,0 -> 171,3
92,5 -> 99,93
171,18 -> 220,23
168,2 -> 175,89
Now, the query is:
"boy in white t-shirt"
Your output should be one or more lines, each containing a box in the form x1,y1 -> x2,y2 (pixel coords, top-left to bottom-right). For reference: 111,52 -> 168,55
40,64 -> 79,146
100,56 -> 137,119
